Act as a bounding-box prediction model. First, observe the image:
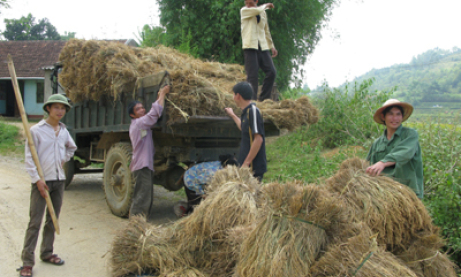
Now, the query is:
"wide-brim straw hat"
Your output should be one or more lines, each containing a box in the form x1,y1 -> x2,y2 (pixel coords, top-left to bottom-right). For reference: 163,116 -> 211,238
373,99 -> 413,125
43,94 -> 72,112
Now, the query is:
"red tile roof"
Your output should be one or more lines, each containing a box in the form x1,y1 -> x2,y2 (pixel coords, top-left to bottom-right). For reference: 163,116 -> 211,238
0,40 -> 67,78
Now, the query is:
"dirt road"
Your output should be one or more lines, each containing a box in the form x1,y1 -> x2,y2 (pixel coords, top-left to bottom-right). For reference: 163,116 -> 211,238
0,154 -> 182,277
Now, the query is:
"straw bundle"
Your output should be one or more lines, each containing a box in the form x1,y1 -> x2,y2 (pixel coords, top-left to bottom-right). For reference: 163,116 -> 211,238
110,216 -> 193,277
58,39 -> 318,130
310,224 -> 418,277
325,158 -> 433,251
235,182 -> 346,277
395,226 -> 458,277
173,166 -> 262,251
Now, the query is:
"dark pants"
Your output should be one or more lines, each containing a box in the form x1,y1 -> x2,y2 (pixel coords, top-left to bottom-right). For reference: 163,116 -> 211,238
244,48 -> 277,101
131,167 -> 154,219
184,185 -> 204,214
22,181 -> 64,267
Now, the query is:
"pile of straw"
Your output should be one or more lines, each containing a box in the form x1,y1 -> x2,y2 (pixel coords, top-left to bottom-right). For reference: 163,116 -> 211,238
110,167 -> 262,276
110,158 -> 458,276
234,182 -> 346,277
110,216 -> 193,277
310,223 -> 419,277
58,39 -> 318,129
396,227 -> 459,277
325,157 -> 433,251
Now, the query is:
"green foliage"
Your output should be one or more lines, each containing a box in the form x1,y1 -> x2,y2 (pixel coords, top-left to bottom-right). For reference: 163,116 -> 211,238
279,86 -> 310,100
2,13 -> 61,40
136,25 -> 167,48
352,47 -> 461,109
413,120 -> 461,262
265,128 -> 367,184
308,79 -> 394,148
0,120 -> 23,155
60,31 -> 76,41
177,28 -> 199,58
155,0 -> 337,90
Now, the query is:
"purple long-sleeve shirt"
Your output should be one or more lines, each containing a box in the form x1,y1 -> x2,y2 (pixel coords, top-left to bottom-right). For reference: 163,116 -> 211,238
129,101 -> 163,172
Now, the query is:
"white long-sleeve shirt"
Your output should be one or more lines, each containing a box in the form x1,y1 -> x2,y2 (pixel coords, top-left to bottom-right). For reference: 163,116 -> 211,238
240,4 -> 274,50
25,120 -> 77,184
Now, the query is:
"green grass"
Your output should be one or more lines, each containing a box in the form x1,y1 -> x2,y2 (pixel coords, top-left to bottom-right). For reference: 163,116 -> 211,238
0,119 -> 24,155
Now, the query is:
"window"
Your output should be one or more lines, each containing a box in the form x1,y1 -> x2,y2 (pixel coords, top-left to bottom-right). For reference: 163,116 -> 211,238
36,82 -> 44,103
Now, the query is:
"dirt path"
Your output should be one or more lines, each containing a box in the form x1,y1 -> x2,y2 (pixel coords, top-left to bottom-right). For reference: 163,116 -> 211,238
0,154 -> 183,277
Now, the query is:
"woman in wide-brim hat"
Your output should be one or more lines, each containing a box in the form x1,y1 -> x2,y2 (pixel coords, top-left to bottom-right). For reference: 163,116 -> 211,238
365,99 -> 424,199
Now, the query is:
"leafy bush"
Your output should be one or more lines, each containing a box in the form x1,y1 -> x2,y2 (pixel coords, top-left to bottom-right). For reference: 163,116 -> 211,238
307,79 -> 394,148
413,120 -> 461,262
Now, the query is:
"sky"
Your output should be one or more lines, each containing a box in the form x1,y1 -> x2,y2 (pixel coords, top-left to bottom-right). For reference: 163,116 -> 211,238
2,0 -> 461,88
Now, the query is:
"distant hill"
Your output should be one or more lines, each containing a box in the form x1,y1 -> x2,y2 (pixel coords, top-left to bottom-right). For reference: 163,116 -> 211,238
349,47 -> 461,109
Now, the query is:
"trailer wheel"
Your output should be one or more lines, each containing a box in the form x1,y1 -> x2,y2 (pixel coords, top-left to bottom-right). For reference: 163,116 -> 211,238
103,142 -> 134,217
163,166 -> 185,191
63,159 -> 75,189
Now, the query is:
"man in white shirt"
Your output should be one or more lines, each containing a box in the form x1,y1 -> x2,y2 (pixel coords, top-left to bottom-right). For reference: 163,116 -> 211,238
19,94 -> 77,277
241,0 -> 278,101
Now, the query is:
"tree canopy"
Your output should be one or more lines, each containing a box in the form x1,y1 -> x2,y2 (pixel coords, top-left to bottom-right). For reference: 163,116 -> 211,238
153,0 -> 337,90
2,13 -> 61,40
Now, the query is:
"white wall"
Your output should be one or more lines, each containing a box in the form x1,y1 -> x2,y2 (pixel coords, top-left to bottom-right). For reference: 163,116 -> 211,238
24,80 -> 45,116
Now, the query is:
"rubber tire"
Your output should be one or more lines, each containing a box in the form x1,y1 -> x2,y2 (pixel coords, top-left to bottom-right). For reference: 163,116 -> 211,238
103,142 -> 135,217
63,159 -> 75,189
163,166 -> 186,191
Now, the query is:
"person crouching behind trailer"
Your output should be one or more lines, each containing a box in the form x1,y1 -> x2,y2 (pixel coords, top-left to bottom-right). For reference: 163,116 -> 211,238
174,154 -> 239,217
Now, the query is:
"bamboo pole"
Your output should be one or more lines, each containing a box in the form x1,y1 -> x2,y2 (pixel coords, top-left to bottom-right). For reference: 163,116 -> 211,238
7,54 -> 60,235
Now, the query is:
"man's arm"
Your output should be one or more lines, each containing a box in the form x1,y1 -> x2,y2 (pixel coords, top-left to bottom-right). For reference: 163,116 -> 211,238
366,161 -> 396,177
241,3 -> 273,19
242,133 -> 263,168
138,85 -> 170,129
225,108 -> 242,131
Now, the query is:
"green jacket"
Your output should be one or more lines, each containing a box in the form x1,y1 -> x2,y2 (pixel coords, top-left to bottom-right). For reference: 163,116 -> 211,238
366,125 -> 424,199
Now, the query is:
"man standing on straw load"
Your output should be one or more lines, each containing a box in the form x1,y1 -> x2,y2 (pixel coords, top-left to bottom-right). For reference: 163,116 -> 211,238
241,0 -> 277,101
366,99 -> 424,199
128,85 -> 170,219
18,94 -> 77,277
225,82 -> 267,180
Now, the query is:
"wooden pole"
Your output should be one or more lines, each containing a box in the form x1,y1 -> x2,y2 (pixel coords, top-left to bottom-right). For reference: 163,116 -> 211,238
7,54 -> 60,235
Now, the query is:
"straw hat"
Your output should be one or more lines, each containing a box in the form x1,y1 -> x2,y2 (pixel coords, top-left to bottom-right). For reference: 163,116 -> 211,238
43,94 -> 72,112
373,99 -> 413,125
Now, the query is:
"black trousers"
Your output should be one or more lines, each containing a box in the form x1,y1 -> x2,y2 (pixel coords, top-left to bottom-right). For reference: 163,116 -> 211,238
244,48 -> 277,101
184,185 -> 204,213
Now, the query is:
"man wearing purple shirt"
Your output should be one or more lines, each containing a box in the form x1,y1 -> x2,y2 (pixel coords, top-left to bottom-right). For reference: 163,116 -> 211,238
128,85 -> 170,219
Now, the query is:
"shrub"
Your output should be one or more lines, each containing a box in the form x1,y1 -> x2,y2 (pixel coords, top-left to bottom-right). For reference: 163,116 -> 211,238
307,78 -> 395,148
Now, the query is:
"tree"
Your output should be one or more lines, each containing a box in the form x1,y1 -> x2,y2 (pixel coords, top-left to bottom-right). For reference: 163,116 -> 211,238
60,31 -> 76,41
136,25 -> 167,48
2,13 -> 61,40
155,0 -> 337,90
0,0 -> 10,15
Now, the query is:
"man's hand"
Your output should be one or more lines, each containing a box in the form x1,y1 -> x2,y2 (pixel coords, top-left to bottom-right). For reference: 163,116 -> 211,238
225,107 -> 235,117
271,47 -> 278,58
36,180 -> 49,199
366,161 -> 386,177
158,85 -> 171,98
265,3 -> 275,9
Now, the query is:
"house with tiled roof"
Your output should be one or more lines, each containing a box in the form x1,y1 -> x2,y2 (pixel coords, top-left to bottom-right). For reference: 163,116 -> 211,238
0,40 -> 67,117
0,39 -> 138,118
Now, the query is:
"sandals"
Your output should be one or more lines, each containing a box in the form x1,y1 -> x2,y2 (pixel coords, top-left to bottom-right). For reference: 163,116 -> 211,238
17,266 -> 32,277
42,254 -> 65,265
17,254 -> 63,276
